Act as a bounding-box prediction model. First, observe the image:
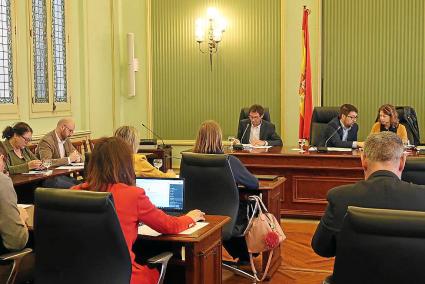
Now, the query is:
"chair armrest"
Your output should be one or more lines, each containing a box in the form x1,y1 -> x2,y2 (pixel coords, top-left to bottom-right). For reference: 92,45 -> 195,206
147,252 -> 173,265
0,248 -> 32,262
147,252 -> 173,284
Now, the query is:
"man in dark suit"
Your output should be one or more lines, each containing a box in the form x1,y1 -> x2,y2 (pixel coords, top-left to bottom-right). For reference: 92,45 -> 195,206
312,132 -> 425,260
235,104 -> 282,146
322,104 -> 364,148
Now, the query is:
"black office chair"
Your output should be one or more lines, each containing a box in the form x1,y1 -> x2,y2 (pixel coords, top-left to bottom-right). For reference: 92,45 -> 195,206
180,152 -> 255,281
328,206 -> 425,284
0,248 -> 32,284
239,107 -> 271,122
309,107 -> 339,146
401,157 -> 425,185
34,188 -> 172,284
396,106 -> 420,146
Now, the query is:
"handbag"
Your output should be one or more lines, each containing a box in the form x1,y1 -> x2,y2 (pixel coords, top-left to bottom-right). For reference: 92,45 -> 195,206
243,195 -> 286,282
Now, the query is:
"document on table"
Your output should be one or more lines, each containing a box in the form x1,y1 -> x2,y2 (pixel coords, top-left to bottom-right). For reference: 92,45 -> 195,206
138,222 -> 209,237
326,147 -> 353,152
242,144 -> 272,149
309,147 -> 352,152
56,163 -> 84,170
22,170 -> 53,175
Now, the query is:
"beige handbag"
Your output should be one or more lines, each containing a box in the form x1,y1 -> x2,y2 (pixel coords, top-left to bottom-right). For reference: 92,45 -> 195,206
243,195 -> 286,282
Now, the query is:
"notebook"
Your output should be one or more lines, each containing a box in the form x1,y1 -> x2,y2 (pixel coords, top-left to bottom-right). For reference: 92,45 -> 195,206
135,177 -> 185,215
254,174 -> 278,181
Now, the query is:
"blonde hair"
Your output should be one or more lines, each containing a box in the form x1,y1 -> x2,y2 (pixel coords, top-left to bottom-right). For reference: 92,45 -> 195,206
193,120 -> 223,154
114,126 -> 139,153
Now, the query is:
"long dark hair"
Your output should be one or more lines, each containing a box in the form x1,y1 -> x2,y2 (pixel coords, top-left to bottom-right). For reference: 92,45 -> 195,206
2,122 -> 33,140
86,137 -> 135,192
379,104 -> 399,128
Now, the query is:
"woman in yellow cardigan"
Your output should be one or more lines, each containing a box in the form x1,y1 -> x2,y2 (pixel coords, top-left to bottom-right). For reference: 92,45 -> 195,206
114,126 -> 176,178
370,104 -> 408,143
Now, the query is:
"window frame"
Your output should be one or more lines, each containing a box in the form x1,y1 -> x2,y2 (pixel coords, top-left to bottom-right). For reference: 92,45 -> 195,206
0,0 -> 19,120
28,0 -> 70,117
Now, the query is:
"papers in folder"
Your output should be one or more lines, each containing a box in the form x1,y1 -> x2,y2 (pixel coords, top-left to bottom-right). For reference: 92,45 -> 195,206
138,222 -> 209,237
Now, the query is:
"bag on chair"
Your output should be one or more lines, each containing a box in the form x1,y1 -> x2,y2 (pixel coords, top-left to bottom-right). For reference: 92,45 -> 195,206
243,195 -> 286,282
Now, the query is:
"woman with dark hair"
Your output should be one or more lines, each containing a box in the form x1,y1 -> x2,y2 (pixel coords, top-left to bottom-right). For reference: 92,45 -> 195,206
1,122 -> 42,174
370,104 -> 408,143
72,137 -> 205,284
193,120 -> 258,264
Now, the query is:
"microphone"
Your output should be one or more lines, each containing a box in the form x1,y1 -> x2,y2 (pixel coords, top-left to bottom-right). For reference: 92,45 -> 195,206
317,126 -> 341,152
141,123 -> 165,148
233,123 -> 250,150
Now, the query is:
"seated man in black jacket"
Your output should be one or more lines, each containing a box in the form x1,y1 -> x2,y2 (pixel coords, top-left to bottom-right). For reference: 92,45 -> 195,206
322,104 -> 364,148
235,104 -> 283,146
311,132 -> 425,280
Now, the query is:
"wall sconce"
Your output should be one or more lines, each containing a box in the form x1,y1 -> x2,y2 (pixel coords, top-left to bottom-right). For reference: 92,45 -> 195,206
127,33 -> 139,97
195,7 -> 227,71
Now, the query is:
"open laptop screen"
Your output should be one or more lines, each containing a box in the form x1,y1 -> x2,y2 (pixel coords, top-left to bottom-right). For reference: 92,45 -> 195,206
135,177 -> 184,213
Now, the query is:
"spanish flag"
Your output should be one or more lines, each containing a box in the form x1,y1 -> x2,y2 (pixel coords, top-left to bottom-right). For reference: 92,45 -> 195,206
299,7 -> 313,140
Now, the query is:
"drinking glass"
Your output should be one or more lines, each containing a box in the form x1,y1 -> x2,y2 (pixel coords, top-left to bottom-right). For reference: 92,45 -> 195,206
42,159 -> 52,170
298,139 -> 307,153
153,159 -> 163,170
228,136 -> 236,149
403,139 -> 410,148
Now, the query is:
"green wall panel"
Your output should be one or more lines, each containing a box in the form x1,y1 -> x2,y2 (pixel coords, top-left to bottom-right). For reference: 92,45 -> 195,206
152,0 -> 281,139
322,0 -> 425,141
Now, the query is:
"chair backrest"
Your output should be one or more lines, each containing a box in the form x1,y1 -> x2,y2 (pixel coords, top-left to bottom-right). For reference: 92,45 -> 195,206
179,153 -> 239,240
88,138 -> 102,152
401,157 -> 425,185
71,140 -> 88,155
332,206 -> 425,284
27,144 -> 37,154
239,107 -> 271,122
396,106 -> 420,145
309,107 -> 339,146
34,188 -> 131,284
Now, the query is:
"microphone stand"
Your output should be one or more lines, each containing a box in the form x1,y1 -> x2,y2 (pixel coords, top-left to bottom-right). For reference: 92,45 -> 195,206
141,123 -> 166,149
233,123 -> 250,150
317,126 -> 341,153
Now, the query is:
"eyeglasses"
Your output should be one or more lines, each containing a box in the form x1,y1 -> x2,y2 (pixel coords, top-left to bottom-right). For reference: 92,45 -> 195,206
63,125 -> 74,133
347,115 -> 358,120
20,135 -> 32,143
248,115 -> 261,120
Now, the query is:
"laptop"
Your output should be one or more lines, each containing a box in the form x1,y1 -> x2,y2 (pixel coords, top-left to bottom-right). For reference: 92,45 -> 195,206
135,177 -> 185,215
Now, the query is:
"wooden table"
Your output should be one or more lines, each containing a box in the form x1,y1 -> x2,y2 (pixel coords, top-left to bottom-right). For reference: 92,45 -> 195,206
136,215 -> 230,284
229,146 -> 425,218
11,168 -> 81,203
229,146 -> 364,218
239,177 -> 285,280
138,145 -> 172,172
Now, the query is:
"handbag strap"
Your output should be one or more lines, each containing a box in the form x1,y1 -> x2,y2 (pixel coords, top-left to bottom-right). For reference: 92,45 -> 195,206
248,195 -> 269,213
249,250 -> 274,282
244,196 -> 263,235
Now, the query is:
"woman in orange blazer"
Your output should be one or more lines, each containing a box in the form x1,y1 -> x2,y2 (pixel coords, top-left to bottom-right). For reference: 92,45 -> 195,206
72,137 -> 204,284
370,104 -> 408,143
